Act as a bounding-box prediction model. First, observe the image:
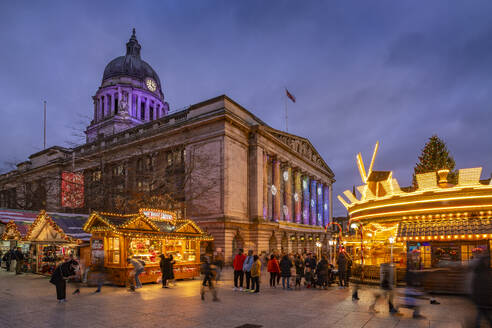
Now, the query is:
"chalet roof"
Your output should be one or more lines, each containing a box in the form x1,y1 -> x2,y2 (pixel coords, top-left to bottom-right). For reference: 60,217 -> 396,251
48,213 -> 91,241
84,211 -> 213,241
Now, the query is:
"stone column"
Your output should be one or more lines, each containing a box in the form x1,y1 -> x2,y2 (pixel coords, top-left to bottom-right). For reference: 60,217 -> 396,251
310,178 -> 317,226
92,96 -> 97,121
323,184 -> 329,227
137,95 -> 141,120
284,165 -> 292,222
302,175 -> 310,225
263,152 -> 268,219
128,89 -> 133,116
294,169 -> 302,223
329,183 -> 333,225
317,182 -> 323,226
117,88 -> 122,114
110,93 -> 114,115
273,158 -> 281,222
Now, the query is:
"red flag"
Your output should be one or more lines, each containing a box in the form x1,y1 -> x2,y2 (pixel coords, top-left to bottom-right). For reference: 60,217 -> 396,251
285,88 -> 296,103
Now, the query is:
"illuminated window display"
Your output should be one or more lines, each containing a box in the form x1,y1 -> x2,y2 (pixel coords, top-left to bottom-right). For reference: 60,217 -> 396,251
83,208 -> 213,286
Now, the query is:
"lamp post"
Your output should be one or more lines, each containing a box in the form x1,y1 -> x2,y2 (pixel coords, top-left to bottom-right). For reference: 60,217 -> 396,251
315,241 -> 322,259
388,236 -> 395,264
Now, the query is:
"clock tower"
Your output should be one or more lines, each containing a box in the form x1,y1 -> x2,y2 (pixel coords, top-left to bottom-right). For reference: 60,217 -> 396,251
85,29 -> 169,143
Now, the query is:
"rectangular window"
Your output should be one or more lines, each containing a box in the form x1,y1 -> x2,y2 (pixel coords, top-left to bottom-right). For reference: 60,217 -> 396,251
114,96 -> 118,114
108,237 -> 120,264
167,152 -> 173,166
136,159 -> 143,173
149,106 -> 154,121
112,164 -> 124,177
92,170 -> 101,182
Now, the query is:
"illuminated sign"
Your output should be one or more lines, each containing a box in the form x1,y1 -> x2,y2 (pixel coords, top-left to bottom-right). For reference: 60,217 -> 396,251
140,208 -> 176,222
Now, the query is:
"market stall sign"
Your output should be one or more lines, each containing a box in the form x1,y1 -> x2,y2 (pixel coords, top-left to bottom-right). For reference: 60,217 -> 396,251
140,209 -> 176,222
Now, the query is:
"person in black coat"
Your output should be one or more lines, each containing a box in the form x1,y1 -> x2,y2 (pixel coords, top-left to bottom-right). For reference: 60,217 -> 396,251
316,256 -> 329,289
279,255 -> 293,289
49,258 -> 77,303
159,254 -> 172,288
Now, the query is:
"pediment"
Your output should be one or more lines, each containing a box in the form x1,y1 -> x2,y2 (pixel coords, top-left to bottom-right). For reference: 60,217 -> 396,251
120,216 -> 160,232
175,222 -> 201,234
266,128 -> 333,176
31,220 -> 67,242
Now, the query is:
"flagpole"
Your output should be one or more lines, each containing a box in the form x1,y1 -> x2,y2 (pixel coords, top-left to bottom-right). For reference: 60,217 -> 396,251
285,90 -> 288,132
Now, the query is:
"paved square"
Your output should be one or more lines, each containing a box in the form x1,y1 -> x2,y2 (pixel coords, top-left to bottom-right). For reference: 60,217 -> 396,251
0,270 -> 477,328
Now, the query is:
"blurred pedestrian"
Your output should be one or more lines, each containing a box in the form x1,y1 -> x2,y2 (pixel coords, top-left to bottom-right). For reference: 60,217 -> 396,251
267,254 -> 280,288
93,262 -> 106,293
294,254 -> 304,289
243,250 -> 254,292
14,247 -> 24,275
345,253 -> 353,287
233,249 -> 246,291
369,263 -> 398,314
201,255 -> 219,301
49,257 -> 77,303
280,254 -> 293,289
250,255 -> 261,293
470,254 -> 492,327
213,251 -> 224,282
127,257 -> 145,291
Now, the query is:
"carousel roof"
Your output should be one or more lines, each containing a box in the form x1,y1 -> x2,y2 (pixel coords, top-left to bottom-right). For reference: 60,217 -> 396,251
339,143 -> 492,222
397,217 -> 492,240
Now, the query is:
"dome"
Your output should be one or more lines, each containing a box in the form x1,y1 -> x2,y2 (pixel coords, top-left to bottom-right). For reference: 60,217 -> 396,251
102,29 -> 162,93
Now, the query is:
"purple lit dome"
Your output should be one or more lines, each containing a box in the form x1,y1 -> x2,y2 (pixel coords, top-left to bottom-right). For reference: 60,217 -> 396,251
102,29 -> 162,93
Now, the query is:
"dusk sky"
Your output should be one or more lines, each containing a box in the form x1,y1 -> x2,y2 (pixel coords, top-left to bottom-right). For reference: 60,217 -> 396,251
1,1 -> 491,216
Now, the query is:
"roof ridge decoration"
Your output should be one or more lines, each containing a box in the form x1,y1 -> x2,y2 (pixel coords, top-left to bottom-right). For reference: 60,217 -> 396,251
1,220 -> 22,240
265,127 -> 334,177
338,142 -> 492,211
25,210 -> 74,243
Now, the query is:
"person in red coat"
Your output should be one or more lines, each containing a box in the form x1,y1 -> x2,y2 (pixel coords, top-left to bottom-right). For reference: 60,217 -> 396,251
233,249 -> 246,291
267,255 -> 281,288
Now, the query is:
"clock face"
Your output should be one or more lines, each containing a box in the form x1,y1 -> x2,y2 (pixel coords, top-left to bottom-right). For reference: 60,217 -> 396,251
145,78 -> 157,92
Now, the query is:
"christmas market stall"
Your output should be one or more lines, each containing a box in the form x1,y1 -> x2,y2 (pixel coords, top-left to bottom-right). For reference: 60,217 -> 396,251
0,209 -> 38,271
83,208 -> 213,286
25,210 -> 90,275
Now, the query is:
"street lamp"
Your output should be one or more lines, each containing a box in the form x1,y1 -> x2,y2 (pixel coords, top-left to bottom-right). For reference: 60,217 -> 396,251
351,222 -> 365,284
388,236 -> 395,263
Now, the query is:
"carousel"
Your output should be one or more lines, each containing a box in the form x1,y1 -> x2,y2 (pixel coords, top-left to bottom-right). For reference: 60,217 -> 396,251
338,143 -> 492,292
83,208 -> 213,286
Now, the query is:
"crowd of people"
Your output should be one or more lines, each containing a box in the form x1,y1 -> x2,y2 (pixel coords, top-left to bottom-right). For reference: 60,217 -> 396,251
232,248 -> 353,294
0,247 -> 25,274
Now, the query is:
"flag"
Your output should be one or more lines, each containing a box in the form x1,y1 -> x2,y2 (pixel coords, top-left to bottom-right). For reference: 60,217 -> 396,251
285,88 -> 296,103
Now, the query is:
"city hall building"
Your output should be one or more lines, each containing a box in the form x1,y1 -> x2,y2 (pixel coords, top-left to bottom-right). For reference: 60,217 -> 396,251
0,30 -> 335,261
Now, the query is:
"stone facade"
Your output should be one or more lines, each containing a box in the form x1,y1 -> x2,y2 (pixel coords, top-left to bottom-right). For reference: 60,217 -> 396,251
0,32 -> 335,263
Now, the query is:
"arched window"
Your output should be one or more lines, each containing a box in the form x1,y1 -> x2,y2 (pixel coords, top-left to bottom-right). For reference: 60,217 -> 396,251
232,233 -> 244,256
269,234 -> 277,253
281,234 -> 289,253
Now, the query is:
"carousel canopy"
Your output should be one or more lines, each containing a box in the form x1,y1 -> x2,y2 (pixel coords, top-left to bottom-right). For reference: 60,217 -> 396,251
397,216 -> 492,241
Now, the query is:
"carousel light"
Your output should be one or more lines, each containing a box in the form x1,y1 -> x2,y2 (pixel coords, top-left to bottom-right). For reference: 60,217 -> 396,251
388,237 -> 395,244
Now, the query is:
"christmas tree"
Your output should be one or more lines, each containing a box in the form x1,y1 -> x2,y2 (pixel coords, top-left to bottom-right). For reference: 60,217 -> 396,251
413,135 -> 457,186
